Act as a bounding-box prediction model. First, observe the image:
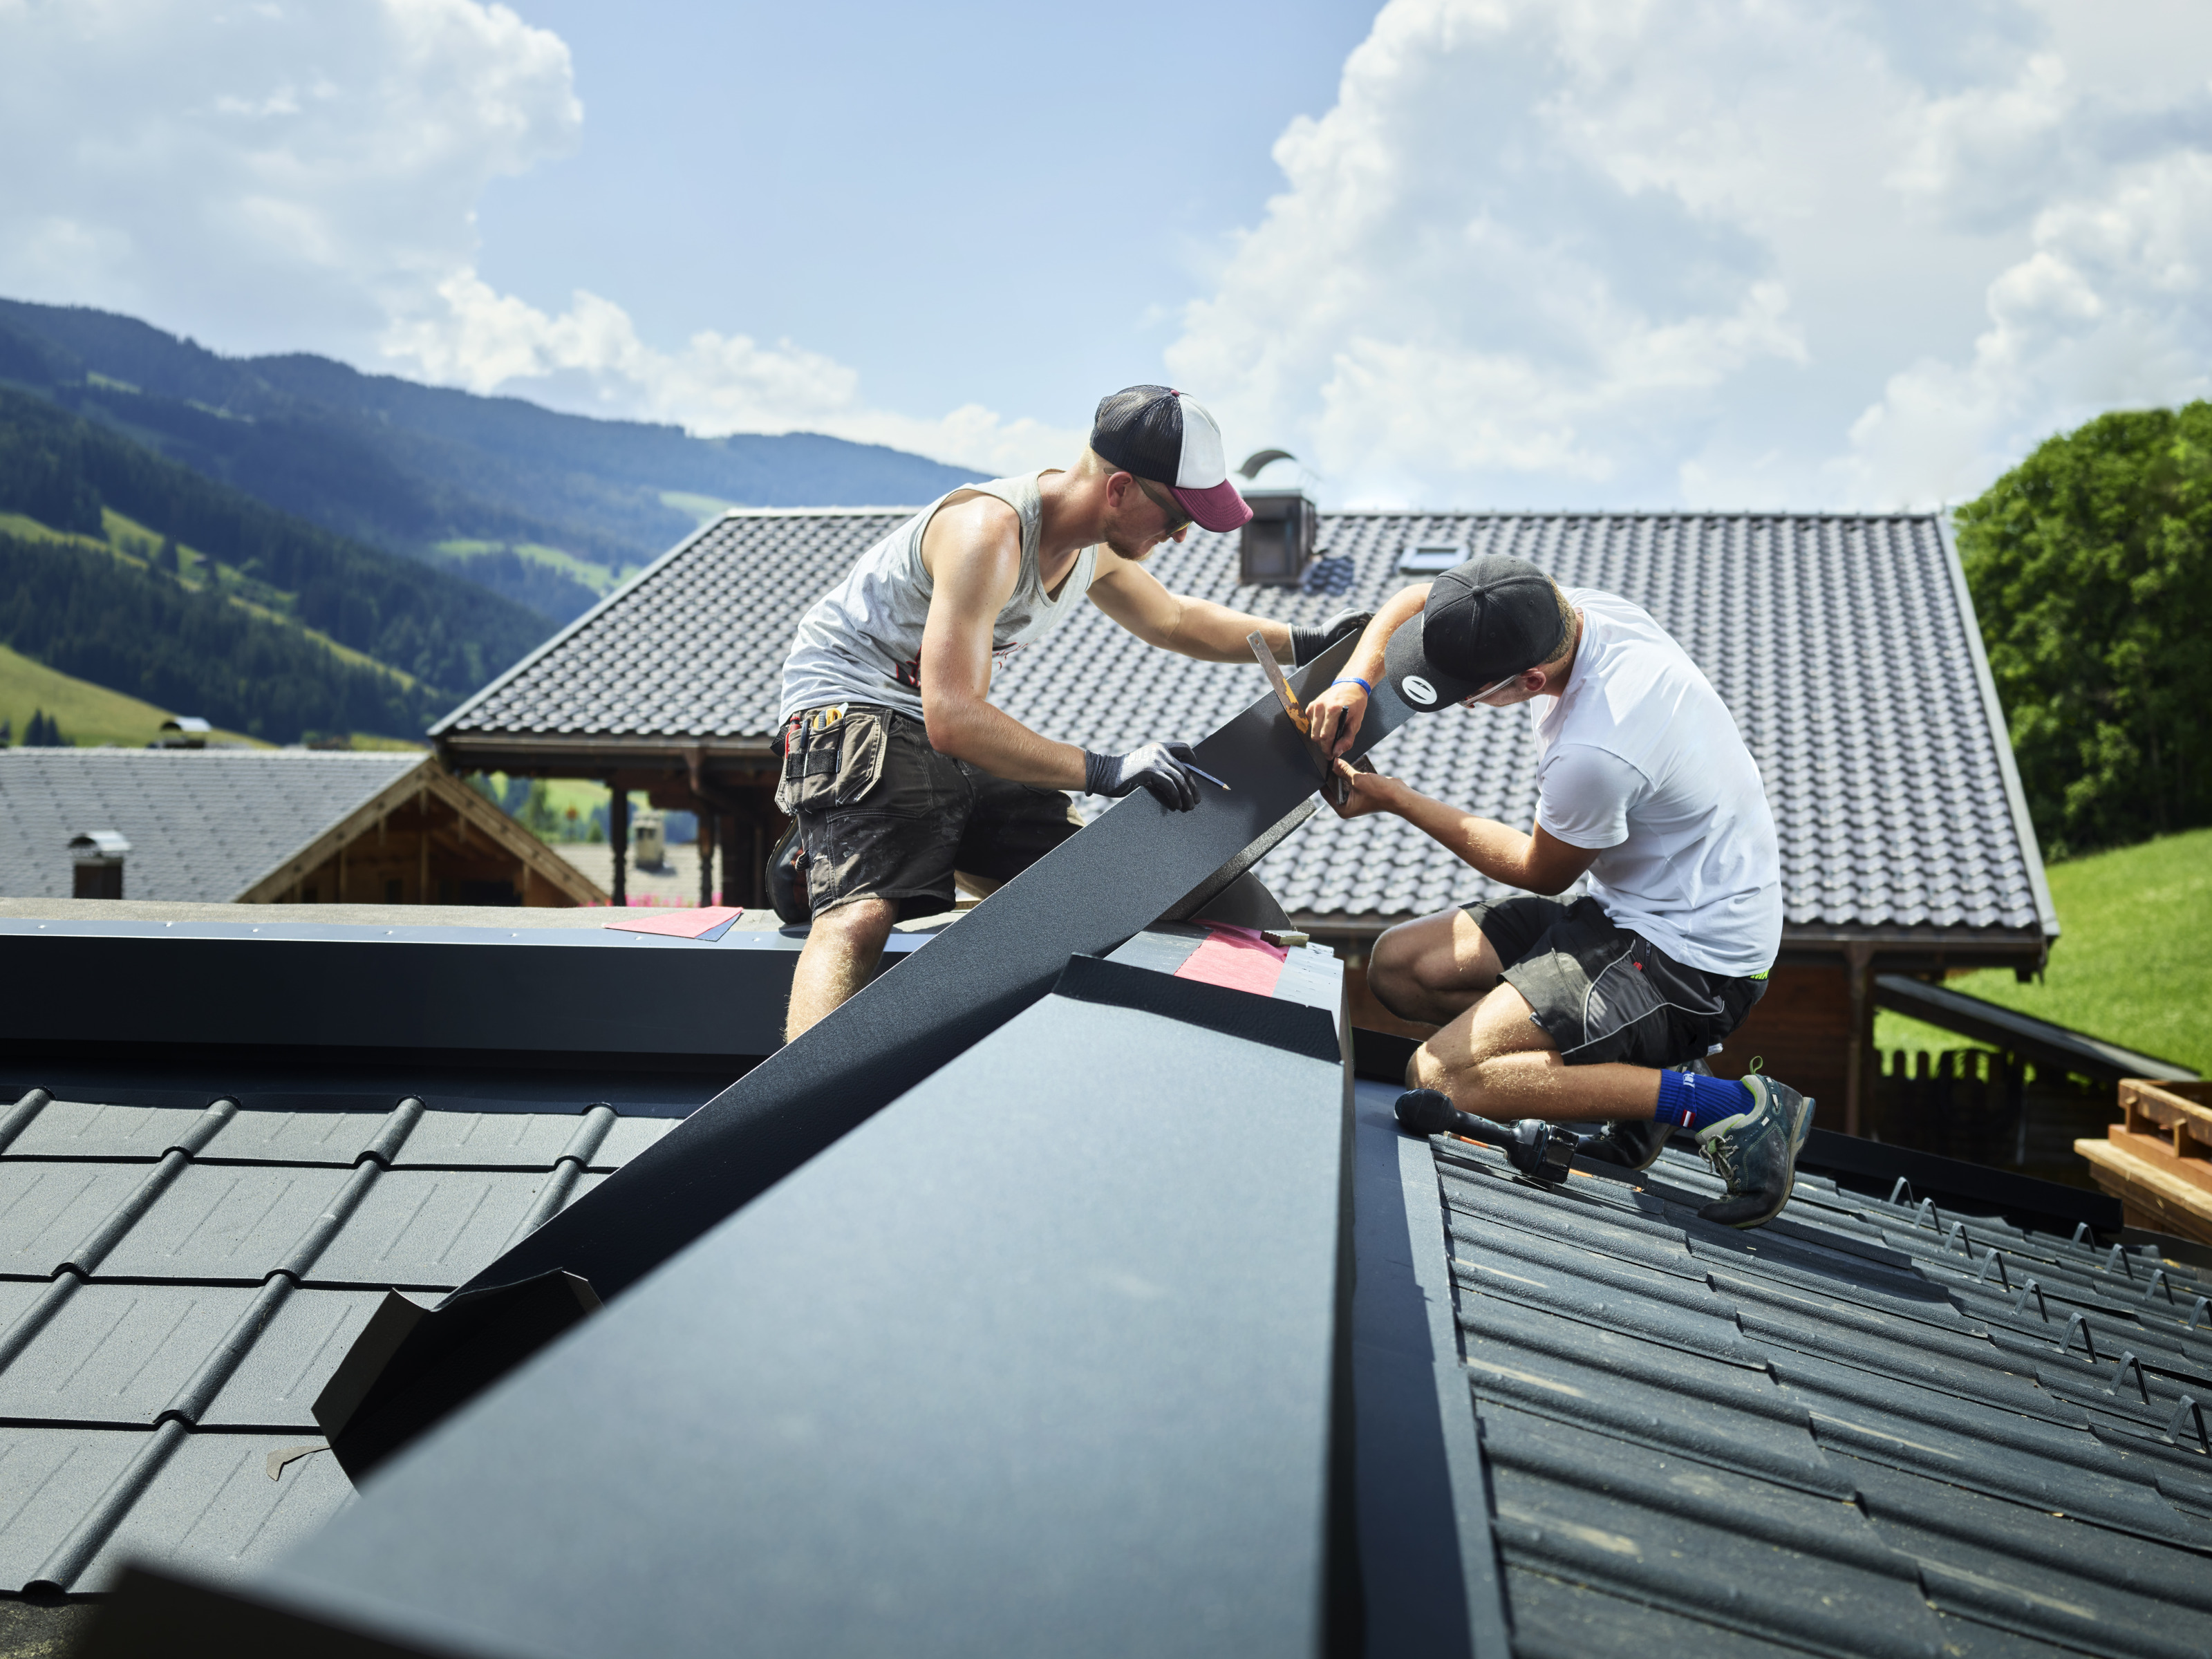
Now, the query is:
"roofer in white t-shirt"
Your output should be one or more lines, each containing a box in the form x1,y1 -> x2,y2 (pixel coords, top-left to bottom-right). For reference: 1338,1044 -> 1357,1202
1302,553 -> 1814,1228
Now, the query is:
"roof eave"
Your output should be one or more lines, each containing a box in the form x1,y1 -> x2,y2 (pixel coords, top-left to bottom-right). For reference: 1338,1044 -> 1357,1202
434,731 -> 779,774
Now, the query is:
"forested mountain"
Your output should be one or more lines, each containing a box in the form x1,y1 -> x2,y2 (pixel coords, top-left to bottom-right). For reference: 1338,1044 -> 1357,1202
0,388 -> 547,740
0,299 -> 979,624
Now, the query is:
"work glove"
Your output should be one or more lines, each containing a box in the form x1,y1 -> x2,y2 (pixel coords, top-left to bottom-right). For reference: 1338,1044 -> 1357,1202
1290,609 -> 1374,667
1085,741 -> 1202,812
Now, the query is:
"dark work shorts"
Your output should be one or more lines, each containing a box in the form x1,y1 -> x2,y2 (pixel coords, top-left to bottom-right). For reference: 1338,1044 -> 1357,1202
776,704 -> 1084,920
1463,894 -> 1768,1069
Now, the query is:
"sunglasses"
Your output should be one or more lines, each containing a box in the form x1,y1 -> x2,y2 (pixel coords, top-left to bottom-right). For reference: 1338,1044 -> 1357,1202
1133,476 -> 1192,535
1461,671 -> 1528,707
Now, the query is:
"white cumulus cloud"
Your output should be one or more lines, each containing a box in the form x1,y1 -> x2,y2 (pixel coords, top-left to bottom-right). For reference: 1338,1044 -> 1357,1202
0,0 -> 1073,476
1167,0 -> 2212,509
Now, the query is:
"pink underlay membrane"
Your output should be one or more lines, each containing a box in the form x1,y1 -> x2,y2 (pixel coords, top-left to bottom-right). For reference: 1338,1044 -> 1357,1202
1172,923 -> 1288,997
601,905 -> 746,941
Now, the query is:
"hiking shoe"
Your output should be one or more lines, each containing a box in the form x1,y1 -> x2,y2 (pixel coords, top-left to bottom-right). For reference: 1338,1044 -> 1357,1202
1580,1058 -> 1711,1172
1579,1116 -> 1673,1172
1695,1074 -> 1815,1230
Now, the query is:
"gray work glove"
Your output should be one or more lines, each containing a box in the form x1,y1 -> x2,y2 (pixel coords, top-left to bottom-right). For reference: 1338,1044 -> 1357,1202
1085,741 -> 1201,812
1290,609 -> 1374,667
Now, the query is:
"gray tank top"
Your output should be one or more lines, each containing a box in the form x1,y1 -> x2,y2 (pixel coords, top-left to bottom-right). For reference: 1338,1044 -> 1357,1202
778,472 -> 1098,722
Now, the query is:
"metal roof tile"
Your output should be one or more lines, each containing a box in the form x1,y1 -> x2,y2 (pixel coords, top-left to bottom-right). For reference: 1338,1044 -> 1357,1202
0,1284 -> 257,1426
95,1165 -> 353,1283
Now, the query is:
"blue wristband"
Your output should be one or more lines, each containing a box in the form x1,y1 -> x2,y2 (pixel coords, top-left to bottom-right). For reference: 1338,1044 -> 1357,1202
1331,676 -> 1374,695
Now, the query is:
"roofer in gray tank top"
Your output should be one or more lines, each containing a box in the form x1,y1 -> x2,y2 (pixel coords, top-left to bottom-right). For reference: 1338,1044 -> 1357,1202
772,386 -> 1373,1040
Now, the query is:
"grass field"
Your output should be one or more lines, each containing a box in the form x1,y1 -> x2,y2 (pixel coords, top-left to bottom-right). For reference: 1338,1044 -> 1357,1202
437,538 -> 635,595
1873,827 -> 2212,1073
0,644 -> 263,748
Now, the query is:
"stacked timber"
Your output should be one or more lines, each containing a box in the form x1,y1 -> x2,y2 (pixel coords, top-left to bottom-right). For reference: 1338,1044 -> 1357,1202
2076,1080 -> 2212,1246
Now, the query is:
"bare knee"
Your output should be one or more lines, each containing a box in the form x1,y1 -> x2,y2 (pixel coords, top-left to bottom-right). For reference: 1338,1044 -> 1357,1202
814,897 -> 895,950
1367,921 -> 1432,1018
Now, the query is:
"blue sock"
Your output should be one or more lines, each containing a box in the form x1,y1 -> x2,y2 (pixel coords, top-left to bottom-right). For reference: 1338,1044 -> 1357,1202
1656,1069 -> 1756,1134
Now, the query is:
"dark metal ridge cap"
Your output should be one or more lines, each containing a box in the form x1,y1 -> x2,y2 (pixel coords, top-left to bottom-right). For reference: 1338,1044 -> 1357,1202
1874,973 -> 2197,1082
1934,512 -> 2060,940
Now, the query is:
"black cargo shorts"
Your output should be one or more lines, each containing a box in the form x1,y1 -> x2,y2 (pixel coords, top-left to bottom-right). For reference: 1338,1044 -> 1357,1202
1463,894 -> 1768,1069
776,704 -> 1083,920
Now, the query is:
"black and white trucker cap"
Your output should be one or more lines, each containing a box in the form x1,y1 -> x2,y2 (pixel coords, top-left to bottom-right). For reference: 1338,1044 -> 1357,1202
1090,385 -> 1255,532
1382,554 -> 1568,711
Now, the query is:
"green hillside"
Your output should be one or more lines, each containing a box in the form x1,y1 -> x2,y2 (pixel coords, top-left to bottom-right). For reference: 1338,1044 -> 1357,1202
0,299 -> 977,624
0,644 -> 261,748
0,387 -> 567,738
1875,827 -> 2212,1074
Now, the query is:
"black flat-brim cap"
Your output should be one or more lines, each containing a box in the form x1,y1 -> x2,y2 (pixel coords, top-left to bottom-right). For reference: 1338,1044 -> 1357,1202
1382,554 -> 1567,713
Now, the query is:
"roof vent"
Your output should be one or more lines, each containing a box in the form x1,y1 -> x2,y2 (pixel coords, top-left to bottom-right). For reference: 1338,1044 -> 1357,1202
1236,449 -> 1318,588
68,830 -> 130,900
1398,543 -> 1467,575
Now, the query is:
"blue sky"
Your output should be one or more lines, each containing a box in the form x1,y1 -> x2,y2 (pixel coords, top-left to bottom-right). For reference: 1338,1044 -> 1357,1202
4,1 -> 2211,509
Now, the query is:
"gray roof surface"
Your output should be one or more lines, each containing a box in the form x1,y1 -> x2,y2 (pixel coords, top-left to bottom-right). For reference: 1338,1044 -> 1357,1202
0,1086 -> 674,1594
1385,1080 -> 2212,1656
0,750 -> 427,903
439,508 -> 2050,935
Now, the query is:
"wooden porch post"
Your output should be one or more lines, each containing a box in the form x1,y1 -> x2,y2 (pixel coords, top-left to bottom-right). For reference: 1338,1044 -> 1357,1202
698,811 -> 717,908
1844,941 -> 1875,1138
610,787 -> 629,908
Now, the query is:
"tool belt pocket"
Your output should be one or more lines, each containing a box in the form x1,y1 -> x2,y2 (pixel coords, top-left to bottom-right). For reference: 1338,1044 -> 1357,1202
776,706 -> 890,815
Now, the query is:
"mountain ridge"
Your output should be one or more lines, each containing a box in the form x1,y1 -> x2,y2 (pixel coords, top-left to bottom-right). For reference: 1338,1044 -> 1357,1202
0,299 -> 982,625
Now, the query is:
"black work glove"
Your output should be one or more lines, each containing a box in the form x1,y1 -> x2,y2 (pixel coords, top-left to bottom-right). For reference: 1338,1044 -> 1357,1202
1085,741 -> 1201,811
1290,609 -> 1374,667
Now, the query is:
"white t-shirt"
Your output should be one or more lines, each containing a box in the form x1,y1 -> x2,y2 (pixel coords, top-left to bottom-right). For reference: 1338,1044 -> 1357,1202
1530,589 -> 1781,977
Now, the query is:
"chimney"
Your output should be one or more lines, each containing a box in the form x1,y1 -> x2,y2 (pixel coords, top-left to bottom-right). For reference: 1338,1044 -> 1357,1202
69,830 -> 130,900
1235,449 -> 1318,588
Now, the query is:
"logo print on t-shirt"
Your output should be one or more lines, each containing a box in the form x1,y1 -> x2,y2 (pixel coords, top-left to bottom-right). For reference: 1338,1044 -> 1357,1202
1402,675 -> 1437,706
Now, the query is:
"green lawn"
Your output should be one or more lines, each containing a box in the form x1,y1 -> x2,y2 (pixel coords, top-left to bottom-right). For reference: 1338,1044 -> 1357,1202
0,644 -> 263,748
1873,827 -> 2212,1072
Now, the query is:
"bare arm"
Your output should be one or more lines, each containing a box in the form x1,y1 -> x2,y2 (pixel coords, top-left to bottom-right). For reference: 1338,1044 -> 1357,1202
1331,765 -> 1602,895
1305,583 -> 1430,756
1086,549 -> 1296,662
916,497 -> 1088,787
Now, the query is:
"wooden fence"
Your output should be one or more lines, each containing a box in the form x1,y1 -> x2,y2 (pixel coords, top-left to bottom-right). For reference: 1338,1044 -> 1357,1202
1864,1047 -> 2112,1188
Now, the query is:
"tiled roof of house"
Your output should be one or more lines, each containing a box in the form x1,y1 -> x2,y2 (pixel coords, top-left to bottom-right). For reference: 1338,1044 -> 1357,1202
0,1084 -> 677,1595
1387,1079 -> 2212,1655
0,751 -> 427,902
436,507 -> 2054,936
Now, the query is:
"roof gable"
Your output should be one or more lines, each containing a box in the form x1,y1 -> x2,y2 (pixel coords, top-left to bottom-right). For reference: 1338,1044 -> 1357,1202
0,751 -> 427,903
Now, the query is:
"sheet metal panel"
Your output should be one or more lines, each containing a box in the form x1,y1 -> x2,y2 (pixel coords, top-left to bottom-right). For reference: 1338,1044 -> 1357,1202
1405,1118 -> 2212,1656
257,972 -> 1351,1659
95,1164 -> 353,1282
0,1425 -> 143,1592
0,919 -> 803,1064
77,1432 -> 357,1593
590,1115 -> 676,1170
0,1164 -> 145,1277
198,1110 -> 389,1166
387,1112 -> 589,1170
307,1172 -> 569,1288
3,1102 -> 210,1161
199,1291 -> 393,1431
0,1284 -> 257,1425
441,636 -> 1396,1311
